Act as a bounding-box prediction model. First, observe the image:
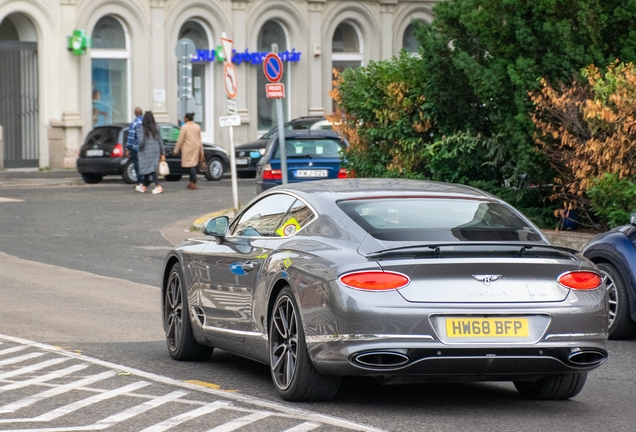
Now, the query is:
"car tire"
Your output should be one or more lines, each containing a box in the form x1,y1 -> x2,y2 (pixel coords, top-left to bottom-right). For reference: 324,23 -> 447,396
514,373 -> 587,400
81,173 -> 103,184
164,175 -> 183,182
122,159 -> 138,184
597,262 -> 636,340
269,287 -> 341,401
204,157 -> 224,181
164,263 -> 213,361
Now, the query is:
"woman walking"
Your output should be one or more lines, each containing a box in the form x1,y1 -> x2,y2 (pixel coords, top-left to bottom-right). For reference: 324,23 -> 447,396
135,111 -> 165,194
173,112 -> 204,190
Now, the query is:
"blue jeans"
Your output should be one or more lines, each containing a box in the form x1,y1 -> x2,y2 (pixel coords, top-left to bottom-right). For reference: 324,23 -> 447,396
129,149 -> 140,183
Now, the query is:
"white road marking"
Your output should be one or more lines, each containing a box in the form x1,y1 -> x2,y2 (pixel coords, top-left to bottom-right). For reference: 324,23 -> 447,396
0,364 -> 89,392
0,334 -> 385,432
0,197 -> 23,203
205,411 -> 272,432
0,346 -> 27,356
139,400 -> 231,432
283,423 -> 322,432
0,352 -> 43,366
0,370 -> 116,413
0,358 -> 70,379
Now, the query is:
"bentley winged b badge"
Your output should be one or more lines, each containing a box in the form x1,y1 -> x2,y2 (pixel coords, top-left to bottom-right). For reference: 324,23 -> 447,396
472,274 -> 502,286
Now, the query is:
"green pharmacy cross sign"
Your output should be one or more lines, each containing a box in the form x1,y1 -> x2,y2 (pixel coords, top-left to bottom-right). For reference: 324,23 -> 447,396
68,30 -> 91,56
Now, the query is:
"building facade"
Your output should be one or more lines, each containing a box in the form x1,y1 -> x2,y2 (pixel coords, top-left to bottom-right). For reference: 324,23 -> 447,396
0,0 -> 435,169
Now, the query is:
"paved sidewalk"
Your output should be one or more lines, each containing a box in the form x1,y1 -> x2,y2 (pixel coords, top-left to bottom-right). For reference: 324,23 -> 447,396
0,168 -> 84,188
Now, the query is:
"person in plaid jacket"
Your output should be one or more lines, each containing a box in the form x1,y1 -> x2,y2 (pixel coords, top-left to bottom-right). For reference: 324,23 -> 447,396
126,107 -> 144,188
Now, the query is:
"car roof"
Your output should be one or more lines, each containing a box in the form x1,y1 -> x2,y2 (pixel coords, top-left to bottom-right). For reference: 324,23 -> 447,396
277,130 -> 342,139
270,178 -> 497,201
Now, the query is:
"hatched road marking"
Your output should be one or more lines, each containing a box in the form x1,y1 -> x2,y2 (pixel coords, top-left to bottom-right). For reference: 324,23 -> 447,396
0,334 -> 385,432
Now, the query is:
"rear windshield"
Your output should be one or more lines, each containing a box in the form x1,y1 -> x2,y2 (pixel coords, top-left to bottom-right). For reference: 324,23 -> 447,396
337,198 -> 542,242
84,127 -> 120,146
273,139 -> 345,159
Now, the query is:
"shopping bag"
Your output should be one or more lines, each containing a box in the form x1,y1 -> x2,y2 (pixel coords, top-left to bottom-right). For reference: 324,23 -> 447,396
158,160 -> 170,176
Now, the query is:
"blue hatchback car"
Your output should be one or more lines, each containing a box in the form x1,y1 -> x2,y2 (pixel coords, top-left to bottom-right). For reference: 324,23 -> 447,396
582,212 -> 636,339
255,130 -> 348,194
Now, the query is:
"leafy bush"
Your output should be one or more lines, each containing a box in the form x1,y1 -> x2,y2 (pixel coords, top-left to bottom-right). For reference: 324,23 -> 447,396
587,173 -> 636,228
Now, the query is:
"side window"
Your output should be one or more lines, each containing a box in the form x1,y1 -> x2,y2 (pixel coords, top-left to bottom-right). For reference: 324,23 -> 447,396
231,194 -> 296,237
275,199 -> 315,237
160,126 -> 180,143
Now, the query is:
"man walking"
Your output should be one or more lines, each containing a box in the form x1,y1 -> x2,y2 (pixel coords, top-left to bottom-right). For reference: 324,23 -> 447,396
126,107 -> 144,190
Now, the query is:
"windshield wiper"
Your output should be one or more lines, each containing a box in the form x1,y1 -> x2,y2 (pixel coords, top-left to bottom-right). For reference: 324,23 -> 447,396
365,242 -> 579,258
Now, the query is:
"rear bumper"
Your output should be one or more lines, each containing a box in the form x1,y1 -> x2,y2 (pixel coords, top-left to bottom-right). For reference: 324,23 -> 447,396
76,157 -> 126,175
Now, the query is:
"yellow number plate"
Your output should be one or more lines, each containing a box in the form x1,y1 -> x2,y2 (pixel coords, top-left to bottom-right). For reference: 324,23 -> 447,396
446,318 -> 529,338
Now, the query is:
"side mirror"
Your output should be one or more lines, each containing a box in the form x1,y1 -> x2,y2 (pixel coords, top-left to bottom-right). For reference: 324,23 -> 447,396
630,212 -> 636,226
203,216 -> 229,240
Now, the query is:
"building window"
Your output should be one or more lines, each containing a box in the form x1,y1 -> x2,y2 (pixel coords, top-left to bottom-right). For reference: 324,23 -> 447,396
402,22 -> 421,54
257,20 -> 289,131
179,21 -> 209,131
332,22 -> 362,73
91,16 -> 129,127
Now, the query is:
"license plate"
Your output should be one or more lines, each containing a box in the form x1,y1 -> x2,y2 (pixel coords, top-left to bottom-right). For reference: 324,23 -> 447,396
445,317 -> 529,338
235,158 -> 249,166
86,149 -> 103,157
296,169 -> 328,178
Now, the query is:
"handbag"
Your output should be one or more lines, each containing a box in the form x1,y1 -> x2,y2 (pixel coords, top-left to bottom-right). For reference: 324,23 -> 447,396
158,160 -> 170,176
197,152 -> 206,172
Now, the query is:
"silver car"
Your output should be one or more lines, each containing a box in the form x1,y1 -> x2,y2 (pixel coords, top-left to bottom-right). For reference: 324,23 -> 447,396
161,179 -> 608,401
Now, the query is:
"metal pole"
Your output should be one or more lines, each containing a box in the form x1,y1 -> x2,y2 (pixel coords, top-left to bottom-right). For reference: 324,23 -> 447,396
276,99 -> 287,184
229,125 -> 239,210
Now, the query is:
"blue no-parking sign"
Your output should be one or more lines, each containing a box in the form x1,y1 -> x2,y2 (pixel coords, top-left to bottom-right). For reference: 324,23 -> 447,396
263,53 -> 283,83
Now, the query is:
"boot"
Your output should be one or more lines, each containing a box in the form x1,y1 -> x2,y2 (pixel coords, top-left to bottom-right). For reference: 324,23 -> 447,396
190,181 -> 198,190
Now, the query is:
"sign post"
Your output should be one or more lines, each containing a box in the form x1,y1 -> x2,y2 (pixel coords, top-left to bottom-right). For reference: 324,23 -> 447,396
175,38 -> 196,122
220,32 -> 240,210
263,49 -> 287,184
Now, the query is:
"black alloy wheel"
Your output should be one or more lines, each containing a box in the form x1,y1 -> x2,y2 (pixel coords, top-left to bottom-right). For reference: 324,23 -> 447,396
164,264 -> 213,361
122,159 -> 138,184
514,373 -> 587,400
598,262 -> 636,339
81,173 -> 103,184
269,287 -> 341,401
204,157 -> 224,181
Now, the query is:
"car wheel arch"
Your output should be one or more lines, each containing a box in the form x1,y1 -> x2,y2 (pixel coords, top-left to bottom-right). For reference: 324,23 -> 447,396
589,254 -> 636,327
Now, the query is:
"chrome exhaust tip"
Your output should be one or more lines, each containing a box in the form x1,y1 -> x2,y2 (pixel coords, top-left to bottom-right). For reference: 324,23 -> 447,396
568,349 -> 607,366
353,351 -> 410,368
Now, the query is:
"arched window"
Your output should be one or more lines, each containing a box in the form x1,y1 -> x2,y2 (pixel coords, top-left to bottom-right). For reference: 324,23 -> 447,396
0,18 -> 19,41
332,22 -> 362,73
257,20 -> 289,131
402,22 -> 421,54
91,16 -> 129,126
179,21 -> 210,132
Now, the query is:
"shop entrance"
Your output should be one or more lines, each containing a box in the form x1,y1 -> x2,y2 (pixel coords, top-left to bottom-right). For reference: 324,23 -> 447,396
0,14 -> 39,168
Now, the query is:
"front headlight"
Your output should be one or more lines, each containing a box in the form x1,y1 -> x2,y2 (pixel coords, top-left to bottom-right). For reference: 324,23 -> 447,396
259,148 -> 266,156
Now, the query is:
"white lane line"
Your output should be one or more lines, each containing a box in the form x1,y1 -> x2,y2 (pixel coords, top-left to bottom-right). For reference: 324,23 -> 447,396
0,334 -> 385,432
0,370 -> 117,413
0,358 -> 70,380
0,197 -> 23,203
0,391 -> 189,432
0,346 -> 27,356
0,352 -> 44,366
0,364 -> 89,392
139,400 -> 231,432
283,422 -> 322,432
205,411 -> 272,432
31,381 -> 151,421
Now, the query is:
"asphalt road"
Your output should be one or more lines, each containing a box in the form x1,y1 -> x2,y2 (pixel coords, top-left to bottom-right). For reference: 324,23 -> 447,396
0,171 -> 635,431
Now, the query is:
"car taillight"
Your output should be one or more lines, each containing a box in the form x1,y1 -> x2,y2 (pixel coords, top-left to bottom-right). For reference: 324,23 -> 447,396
262,164 -> 282,180
339,271 -> 410,291
111,143 -> 123,158
557,271 -> 602,290
337,168 -> 348,179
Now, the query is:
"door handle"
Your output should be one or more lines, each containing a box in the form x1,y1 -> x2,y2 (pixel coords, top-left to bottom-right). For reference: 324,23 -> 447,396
242,261 -> 254,272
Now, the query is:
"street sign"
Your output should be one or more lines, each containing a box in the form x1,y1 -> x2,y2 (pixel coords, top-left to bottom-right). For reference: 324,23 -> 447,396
224,63 -> 238,99
219,115 -> 241,127
266,83 -> 285,99
227,99 -> 238,115
263,53 -> 283,83
221,36 -> 233,64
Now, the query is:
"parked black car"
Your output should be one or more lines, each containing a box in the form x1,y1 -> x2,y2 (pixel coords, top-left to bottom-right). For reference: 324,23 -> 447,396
234,116 -> 327,177
77,123 -> 230,184
582,213 -> 636,339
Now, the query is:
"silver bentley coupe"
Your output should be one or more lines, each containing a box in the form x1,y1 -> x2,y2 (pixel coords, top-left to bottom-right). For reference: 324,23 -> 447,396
161,179 -> 608,401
